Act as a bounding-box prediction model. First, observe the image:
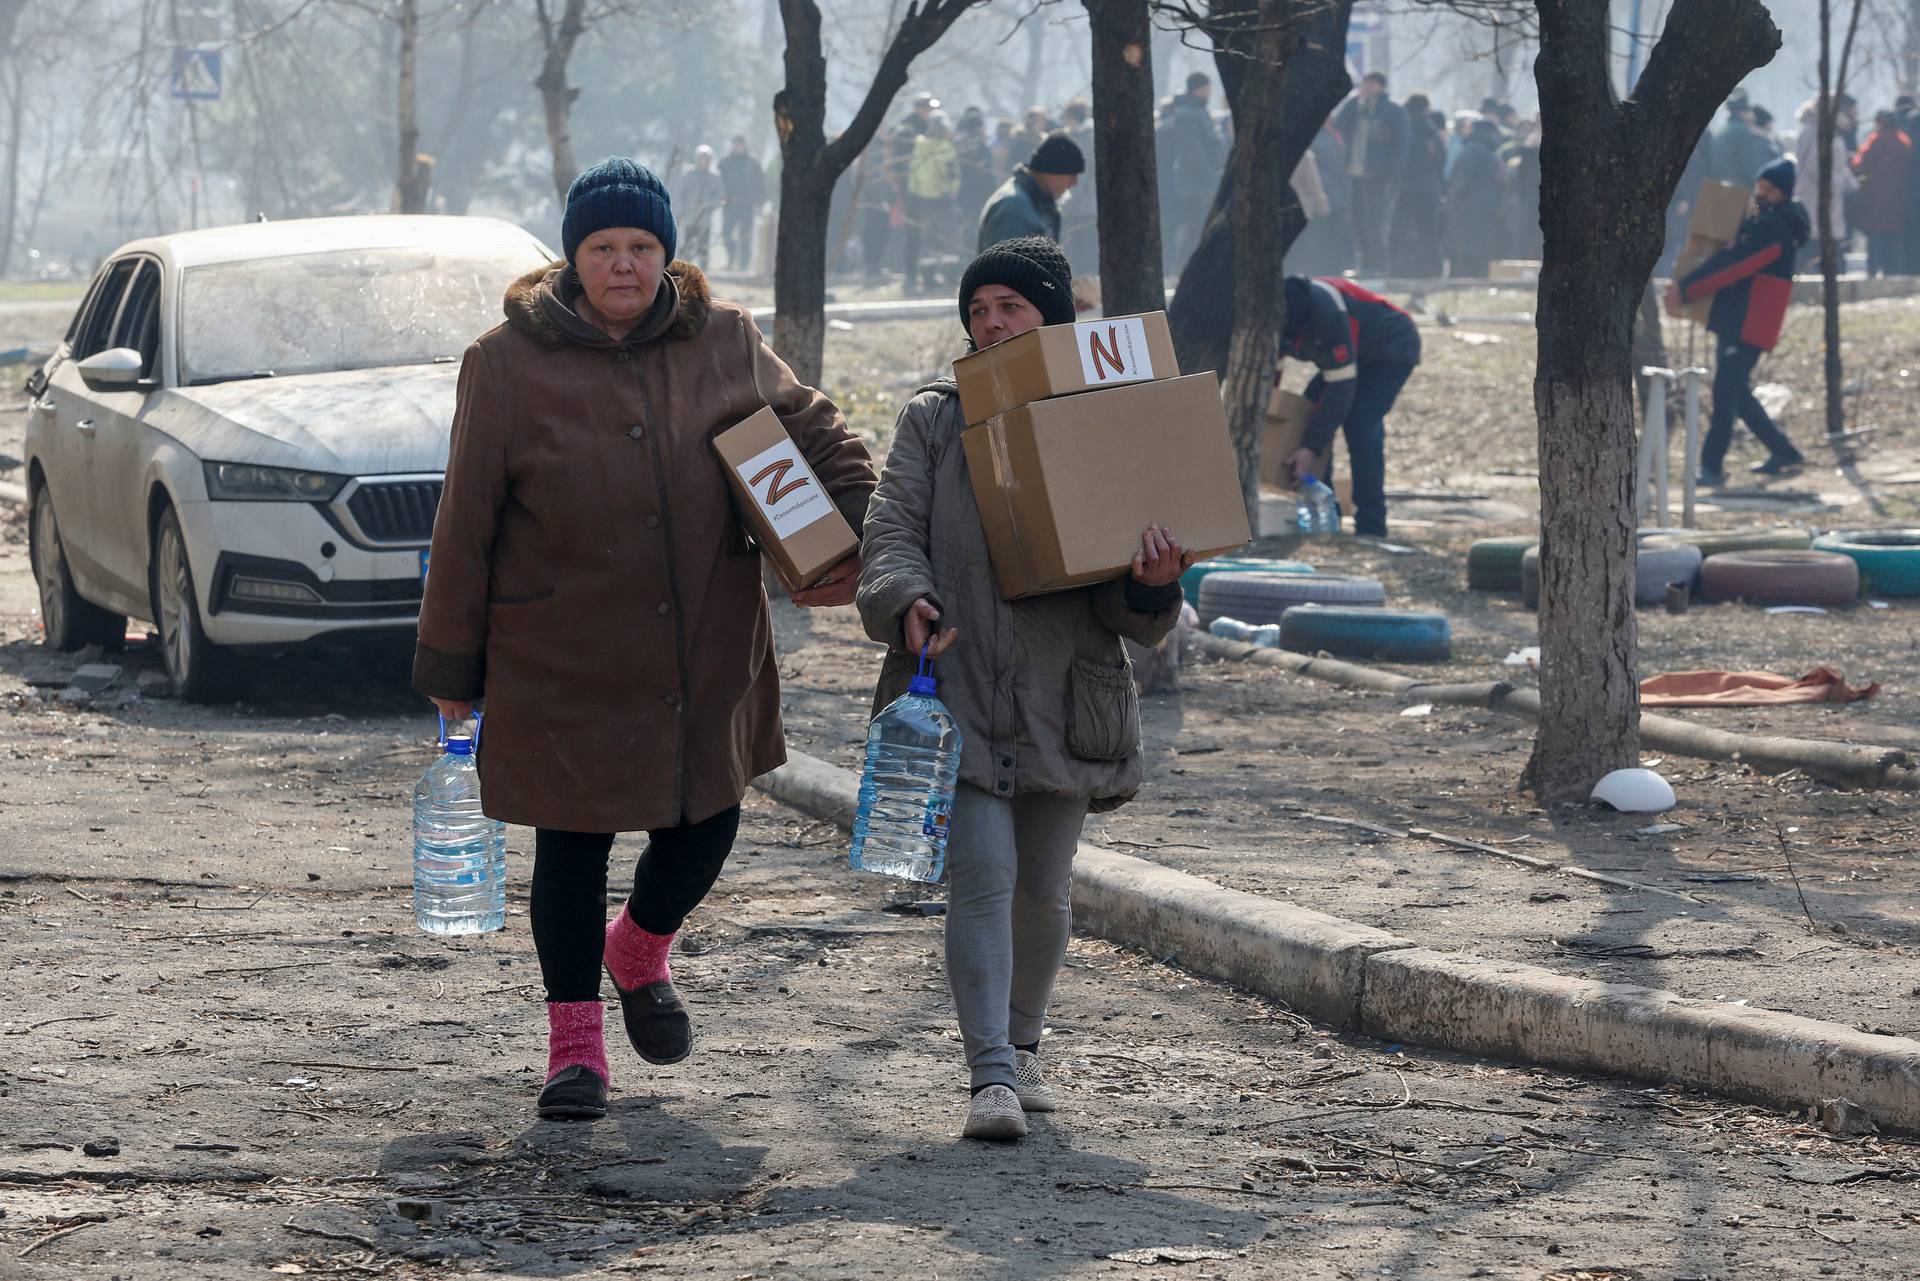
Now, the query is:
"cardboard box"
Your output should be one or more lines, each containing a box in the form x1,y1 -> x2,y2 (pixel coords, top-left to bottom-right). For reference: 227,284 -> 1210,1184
712,406 -> 860,592
1261,387 -> 1352,513
953,311 -> 1180,426
962,372 -> 1251,600
1670,180 -> 1751,324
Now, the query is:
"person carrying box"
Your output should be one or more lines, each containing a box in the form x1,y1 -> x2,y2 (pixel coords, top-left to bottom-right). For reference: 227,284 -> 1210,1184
856,236 -> 1190,1142
1276,275 -> 1423,538
1670,156 -> 1810,486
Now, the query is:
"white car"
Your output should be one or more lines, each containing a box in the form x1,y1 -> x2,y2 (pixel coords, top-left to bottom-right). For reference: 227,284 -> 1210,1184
24,215 -> 553,698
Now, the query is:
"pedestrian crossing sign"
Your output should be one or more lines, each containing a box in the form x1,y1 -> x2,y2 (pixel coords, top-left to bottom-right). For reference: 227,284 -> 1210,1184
171,47 -> 222,101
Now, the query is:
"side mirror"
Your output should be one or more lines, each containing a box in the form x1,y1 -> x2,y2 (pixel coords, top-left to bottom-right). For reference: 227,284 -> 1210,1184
77,347 -> 145,390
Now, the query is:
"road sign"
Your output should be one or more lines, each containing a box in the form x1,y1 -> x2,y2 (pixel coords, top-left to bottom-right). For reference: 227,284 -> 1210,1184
171,47 -> 222,101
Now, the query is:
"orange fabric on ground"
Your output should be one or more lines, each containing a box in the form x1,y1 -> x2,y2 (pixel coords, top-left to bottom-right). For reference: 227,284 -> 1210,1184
1638,667 -> 1879,707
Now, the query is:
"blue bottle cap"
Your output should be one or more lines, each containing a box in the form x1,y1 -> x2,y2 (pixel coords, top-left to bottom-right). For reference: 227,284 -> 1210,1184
909,673 -> 938,696
444,734 -> 474,756
1301,474 -> 1318,485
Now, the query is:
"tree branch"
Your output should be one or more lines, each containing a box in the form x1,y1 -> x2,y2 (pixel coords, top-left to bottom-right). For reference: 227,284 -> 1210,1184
818,0 -> 981,176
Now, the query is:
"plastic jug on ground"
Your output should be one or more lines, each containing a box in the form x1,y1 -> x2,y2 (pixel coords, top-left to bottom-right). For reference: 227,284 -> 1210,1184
1208,617 -> 1282,648
1295,476 -> 1340,535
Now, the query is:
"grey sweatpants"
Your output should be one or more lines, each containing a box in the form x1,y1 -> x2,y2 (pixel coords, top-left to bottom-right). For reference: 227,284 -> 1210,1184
944,783 -> 1090,1091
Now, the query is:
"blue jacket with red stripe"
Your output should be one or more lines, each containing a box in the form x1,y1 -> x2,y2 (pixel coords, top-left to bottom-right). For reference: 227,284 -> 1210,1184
1679,199 -> 1809,351
1281,276 -> 1422,451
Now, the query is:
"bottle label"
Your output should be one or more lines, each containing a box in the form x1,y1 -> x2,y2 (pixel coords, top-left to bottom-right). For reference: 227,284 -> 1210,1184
922,795 -> 953,847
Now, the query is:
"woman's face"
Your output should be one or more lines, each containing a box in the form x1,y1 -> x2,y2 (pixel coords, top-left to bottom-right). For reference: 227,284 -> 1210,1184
967,284 -> 1045,350
576,227 -> 666,325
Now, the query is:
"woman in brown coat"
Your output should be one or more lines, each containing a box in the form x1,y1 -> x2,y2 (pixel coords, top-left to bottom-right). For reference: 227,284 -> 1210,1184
414,158 -> 876,1121
857,237 -> 1190,1141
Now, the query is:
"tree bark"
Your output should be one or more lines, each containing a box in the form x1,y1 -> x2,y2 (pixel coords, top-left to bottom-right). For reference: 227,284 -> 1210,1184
1524,0 -> 1779,804
1817,0 -> 1866,438
1166,0 -> 1353,382
395,0 -> 429,214
1085,0 -> 1163,318
536,0 -> 588,207
772,0 -> 980,388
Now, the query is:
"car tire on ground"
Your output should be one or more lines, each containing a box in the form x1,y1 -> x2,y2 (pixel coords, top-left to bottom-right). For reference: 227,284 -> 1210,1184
1810,529 -> 1920,597
149,506 -> 234,702
1521,545 -> 1541,610
1279,605 -> 1452,662
1698,549 -> 1861,606
1639,526 -> 1811,557
28,481 -> 127,652
1466,536 -> 1537,593
1197,572 -> 1386,628
1181,557 -> 1313,607
1634,542 -> 1704,605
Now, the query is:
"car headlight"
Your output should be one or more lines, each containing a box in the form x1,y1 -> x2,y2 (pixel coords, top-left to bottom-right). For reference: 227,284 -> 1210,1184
203,462 -> 349,502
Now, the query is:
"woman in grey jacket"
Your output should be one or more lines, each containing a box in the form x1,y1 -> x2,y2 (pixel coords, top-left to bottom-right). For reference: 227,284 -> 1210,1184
857,236 -> 1190,1141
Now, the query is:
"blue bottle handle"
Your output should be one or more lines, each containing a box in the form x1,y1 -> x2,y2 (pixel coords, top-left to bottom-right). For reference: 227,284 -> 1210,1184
916,640 -> 935,681
437,706 -> 484,751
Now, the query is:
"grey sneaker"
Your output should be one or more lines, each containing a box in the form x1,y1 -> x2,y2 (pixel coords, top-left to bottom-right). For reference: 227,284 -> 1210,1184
1013,1050 -> 1057,1112
963,1084 -> 1028,1140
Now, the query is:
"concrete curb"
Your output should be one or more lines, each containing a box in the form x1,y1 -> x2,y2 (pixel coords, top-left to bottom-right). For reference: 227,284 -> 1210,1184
756,749 -> 1920,1133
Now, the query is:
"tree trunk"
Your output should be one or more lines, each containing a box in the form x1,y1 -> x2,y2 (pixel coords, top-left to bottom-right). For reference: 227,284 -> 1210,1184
1218,0 -> 1293,530
395,0 -> 428,214
1631,281 -> 1668,415
1817,0 -> 1842,437
1906,0 -> 1920,95
1166,0 -> 1353,381
536,0 -> 587,207
1524,0 -> 1779,804
1018,13 -> 1046,116
1085,0 -> 1163,318
0,64 -> 20,279
772,0 -> 979,387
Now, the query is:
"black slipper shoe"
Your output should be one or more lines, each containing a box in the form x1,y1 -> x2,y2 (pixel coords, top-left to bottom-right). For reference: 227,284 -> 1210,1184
609,977 -> 692,1065
537,1065 -> 608,1120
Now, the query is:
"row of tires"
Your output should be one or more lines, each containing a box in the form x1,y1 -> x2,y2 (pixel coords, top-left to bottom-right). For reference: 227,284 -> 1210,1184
1467,527 -> 1920,607
1187,559 -> 1452,663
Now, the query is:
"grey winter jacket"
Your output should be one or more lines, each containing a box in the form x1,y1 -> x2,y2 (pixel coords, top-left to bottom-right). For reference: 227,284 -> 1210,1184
977,167 -> 1062,251
857,381 -> 1181,810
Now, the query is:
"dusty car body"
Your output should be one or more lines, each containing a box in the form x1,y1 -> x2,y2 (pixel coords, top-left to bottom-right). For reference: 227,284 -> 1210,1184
24,215 -> 552,698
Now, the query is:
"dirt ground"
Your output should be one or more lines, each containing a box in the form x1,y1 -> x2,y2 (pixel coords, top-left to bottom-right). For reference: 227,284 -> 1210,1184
4,294 -> 1919,1277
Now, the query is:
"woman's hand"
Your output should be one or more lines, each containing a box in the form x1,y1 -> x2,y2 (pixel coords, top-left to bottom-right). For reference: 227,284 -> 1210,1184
791,553 -> 861,608
1130,525 -> 1194,589
903,597 -> 959,658
430,697 -> 474,723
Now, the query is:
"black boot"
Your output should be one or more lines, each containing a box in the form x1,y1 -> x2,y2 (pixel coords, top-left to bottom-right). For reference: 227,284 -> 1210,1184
537,1065 -> 608,1121
1750,450 -> 1805,476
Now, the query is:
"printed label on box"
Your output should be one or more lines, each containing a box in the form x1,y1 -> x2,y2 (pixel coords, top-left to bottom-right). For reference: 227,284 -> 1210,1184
738,437 -> 835,541
1074,316 -> 1156,386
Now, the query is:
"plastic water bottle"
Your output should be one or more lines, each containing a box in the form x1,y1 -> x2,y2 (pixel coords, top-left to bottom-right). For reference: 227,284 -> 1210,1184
1295,476 -> 1340,535
412,714 -> 506,934
851,648 -> 963,882
1208,617 -> 1281,648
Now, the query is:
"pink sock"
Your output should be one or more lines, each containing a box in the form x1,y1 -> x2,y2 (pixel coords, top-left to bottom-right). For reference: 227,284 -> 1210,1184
546,1001 -> 609,1084
605,905 -> 675,990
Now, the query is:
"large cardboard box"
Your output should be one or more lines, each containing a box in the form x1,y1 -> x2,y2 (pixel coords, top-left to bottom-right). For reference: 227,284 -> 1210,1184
712,406 -> 860,592
962,372 -> 1251,600
1260,386 -> 1353,513
953,311 -> 1180,426
1670,180 -> 1751,324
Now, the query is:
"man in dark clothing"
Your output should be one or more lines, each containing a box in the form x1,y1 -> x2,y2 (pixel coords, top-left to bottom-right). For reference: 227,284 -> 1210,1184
1710,99 -> 1776,189
977,134 -> 1083,251
1673,157 -> 1811,485
1388,92 -> 1446,277
1277,275 -> 1423,537
1157,73 -> 1226,266
717,136 -> 765,272
1332,71 -> 1408,274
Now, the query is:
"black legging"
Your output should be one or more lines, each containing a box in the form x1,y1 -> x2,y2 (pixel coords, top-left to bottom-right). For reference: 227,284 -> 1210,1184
529,806 -> 741,1003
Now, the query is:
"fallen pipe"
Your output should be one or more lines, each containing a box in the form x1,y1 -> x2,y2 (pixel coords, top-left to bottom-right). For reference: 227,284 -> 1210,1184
1197,635 -> 1920,793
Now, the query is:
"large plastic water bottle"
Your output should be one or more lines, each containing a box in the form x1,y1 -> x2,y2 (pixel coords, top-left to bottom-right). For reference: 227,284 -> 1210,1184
851,648 -> 963,882
412,714 -> 506,934
1295,476 -> 1340,535
1209,617 -> 1282,648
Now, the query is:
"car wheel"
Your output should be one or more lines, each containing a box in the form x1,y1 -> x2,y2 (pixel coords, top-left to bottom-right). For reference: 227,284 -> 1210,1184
149,506 -> 233,702
28,482 -> 127,652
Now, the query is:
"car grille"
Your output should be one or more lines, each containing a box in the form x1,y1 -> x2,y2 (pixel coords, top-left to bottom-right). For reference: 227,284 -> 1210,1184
346,480 -> 441,545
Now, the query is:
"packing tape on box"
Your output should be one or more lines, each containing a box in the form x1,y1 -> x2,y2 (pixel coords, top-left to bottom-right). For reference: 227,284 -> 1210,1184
986,419 -> 1034,585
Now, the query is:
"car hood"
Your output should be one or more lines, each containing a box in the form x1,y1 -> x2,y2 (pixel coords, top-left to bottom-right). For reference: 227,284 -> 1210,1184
147,362 -> 458,476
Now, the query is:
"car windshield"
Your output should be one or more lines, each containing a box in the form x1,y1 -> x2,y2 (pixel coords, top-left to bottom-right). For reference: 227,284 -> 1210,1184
178,244 -> 546,384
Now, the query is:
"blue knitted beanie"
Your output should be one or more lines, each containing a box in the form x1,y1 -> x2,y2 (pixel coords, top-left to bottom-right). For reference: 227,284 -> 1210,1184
1757,156 -> 1796,199
561,158 -> 677,265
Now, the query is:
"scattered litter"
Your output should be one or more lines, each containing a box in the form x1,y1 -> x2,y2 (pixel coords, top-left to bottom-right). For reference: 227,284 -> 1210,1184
69,663 -> 123,693
1400,703 -> 1433,718
1590,768 -> 1676,814
1764,605 -> 1827,615
1630,823 -> 1686,837
1868,599 -> 1889,609
1640,667 -> 1877,706
1453,330 -> 1503,345
1503,646 -> 1541,668
827,318 -> 855,331
1108,1246 -> 1233,1265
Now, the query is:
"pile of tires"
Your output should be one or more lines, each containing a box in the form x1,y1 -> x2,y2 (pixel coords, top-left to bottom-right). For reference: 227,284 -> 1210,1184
1181,557 -> 1312,607
1699,549 -> 1861,606
1466,536 -> 1537,593
1279,605 -> 1452,662
1197,571 -> 1386,628
1520,542 -> 1703,610
1810,528 -> 1920,598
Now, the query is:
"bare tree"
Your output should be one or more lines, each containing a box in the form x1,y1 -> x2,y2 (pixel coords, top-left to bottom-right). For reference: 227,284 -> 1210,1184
1084,0 -> 1164,318
772,0 -> 980,387
1524,0 -> 1779,803
1815,0 -> 1866,438
396,0 -> 432,212
533,0 -> 587,203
